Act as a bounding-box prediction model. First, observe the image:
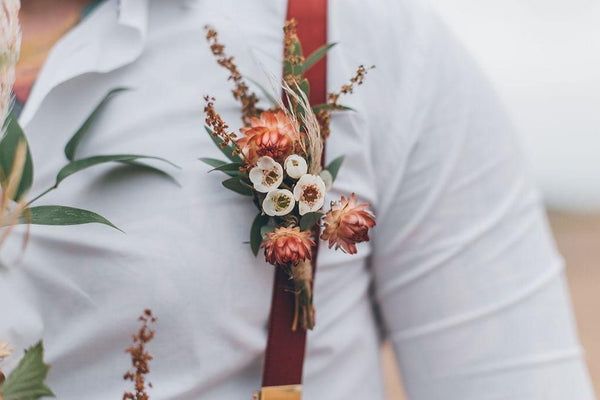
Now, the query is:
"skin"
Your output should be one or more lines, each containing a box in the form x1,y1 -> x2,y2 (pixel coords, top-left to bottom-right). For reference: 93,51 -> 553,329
15,0 -> 95,103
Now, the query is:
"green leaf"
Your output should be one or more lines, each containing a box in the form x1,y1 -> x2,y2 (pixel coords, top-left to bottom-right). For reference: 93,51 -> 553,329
210,162 -> 243,177
222,177 -> 253,196
260,224 -> 274,238
17,206 -> 121,231
302,43 -> 337,72
210,162 -> 242,173
204,126 -> 242,163
283,60 -> 293,77
0,112 -> 34,201
64,87 -> 129,161
199,157 -> 228,169
246,77 -> 278,105
0,341 -> 54,400
54,154 -> 178,187
299,211 -> 323,231
200,158 -> 243,177
325,155 -> 345,182
118,160 -> 180,187
250,213 -> 269,256
298,79 -> 310,100
311,103 -> 355,113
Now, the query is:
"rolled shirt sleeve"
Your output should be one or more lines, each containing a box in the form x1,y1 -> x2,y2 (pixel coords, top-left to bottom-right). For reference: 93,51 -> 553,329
368,4 -> 596,399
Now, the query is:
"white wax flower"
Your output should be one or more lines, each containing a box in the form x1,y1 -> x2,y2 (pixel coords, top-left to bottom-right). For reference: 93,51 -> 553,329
284,154 -> 308,179
319,169 -> 333,191
293,174 -> 326,215
263,189 -> 295,216
249,156 -> 284,193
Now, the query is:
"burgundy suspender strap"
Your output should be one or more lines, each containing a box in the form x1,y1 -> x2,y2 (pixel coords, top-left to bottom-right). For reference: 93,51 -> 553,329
258,0 -> 327,397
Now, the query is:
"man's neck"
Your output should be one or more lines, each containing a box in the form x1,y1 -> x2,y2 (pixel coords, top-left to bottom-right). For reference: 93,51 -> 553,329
15,0 -> 97,103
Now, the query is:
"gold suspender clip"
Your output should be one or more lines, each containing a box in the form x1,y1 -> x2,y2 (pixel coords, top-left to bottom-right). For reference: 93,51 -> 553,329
253,384 -> 302,400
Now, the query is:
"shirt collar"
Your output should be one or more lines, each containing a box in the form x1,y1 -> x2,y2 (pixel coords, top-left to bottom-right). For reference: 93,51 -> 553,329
19,0 -> 149,127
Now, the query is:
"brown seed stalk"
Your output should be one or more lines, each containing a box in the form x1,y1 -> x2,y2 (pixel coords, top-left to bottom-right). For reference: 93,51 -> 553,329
203,96 -> 241,157
123,309 -> 157,400
204,26 -> 260,125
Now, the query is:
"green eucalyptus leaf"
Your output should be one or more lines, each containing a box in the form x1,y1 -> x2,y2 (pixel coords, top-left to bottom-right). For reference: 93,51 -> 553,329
118,160 -> 180,187
298,79 -> 310,100
283,60 -> 293,77
0,341 -> 54,400
299,211 -> 323,231
250,213 -> 269,256
0,112 -> 34,201
18,206 -> 121,231
64,87 -> 129,161
311,103 -> 355,113
260,224 -> 274,238
246,77 -> 278,105
199,157 -> 228,168
302,43 -> 337,72
325,155 -> 345,182
210,162 -> 243,177
210,162 -> 242,173
54,154 -> 178,187
222,177 -> 253,196
204,126 -> 242,163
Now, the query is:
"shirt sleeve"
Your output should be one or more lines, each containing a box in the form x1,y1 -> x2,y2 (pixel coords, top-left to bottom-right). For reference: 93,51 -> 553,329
369,7 -> 596,399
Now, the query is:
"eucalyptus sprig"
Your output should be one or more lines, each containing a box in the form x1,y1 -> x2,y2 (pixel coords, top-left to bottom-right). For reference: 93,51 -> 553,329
0,88 -> 178,231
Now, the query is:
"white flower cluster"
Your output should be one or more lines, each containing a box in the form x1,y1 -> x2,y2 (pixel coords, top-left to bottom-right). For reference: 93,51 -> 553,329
249,155 -> 331,216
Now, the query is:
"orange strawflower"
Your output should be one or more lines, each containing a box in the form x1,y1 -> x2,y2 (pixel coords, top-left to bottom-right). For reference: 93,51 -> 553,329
262,226 -> 316,266
237,111 -> 302,166
321,193 -> 376,254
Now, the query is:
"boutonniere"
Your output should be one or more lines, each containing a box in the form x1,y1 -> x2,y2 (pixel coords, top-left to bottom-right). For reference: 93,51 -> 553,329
201,20 -> 376,331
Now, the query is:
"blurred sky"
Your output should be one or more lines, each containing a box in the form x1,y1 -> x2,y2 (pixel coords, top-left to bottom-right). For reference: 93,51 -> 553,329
425,0 -> 600,212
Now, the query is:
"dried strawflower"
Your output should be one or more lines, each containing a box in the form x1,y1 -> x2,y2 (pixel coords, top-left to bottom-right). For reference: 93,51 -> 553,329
237,110 -> 302,166
205,26 -> 259,125
123,309 -> 157,400
262,226 -> 315,266
321,193 -> 376,254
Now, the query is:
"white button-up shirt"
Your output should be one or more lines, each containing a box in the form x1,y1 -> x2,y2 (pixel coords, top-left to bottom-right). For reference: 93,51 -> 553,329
1,0 -> 595,399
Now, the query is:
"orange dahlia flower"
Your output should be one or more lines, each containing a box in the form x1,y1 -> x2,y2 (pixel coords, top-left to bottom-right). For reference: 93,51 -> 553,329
237,111 -> 302,165
262,226 -> 316,266
321,193 -> 376,254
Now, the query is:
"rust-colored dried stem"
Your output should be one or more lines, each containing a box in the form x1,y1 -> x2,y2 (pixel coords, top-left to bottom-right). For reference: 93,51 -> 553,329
203,96 -> 241,157
123,309 -> 157,400
205,26 -> 260,125
316,65 -> 374,138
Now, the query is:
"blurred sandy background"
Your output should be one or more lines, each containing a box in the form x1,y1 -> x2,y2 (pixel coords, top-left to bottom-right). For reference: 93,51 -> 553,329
381,212 -> 600,399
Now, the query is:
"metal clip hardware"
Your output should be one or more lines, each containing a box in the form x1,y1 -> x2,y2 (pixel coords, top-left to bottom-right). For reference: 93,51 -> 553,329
253,385 -> 302,400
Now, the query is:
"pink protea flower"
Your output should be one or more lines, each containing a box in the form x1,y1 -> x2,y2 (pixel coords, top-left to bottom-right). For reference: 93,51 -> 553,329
237,111 -> 302,165
262,226 -> 316,266
321,193 -> 376,254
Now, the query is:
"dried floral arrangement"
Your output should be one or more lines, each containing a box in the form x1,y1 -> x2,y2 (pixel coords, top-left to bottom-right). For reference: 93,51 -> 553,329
201,20 -> 376,331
